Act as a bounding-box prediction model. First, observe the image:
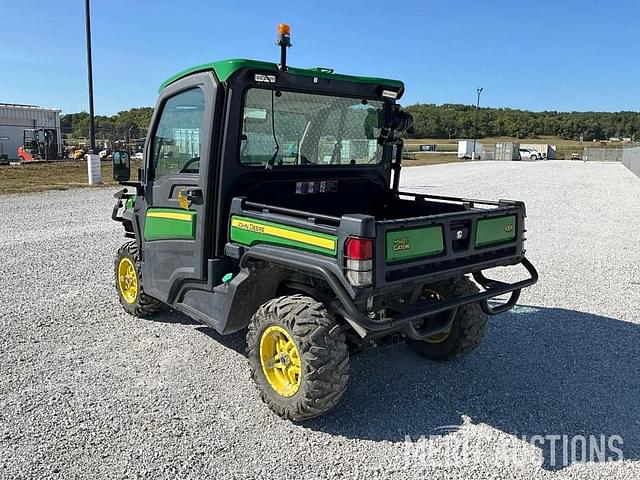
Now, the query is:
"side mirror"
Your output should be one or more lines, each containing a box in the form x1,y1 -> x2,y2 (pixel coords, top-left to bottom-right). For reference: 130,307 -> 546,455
112,150 -> 131,182
377,104 -> 414,144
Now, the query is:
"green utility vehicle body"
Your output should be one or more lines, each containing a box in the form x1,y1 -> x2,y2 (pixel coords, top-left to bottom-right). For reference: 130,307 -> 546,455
113,57 -> 537,340
112,45 -> 537,419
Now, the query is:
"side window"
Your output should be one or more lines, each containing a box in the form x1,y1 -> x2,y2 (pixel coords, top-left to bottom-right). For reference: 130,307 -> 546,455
153,88 -> 205,178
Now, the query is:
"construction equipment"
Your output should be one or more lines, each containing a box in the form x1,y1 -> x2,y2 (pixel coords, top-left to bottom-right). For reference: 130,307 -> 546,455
111,24 -> 538,421
16,128 -> 60,162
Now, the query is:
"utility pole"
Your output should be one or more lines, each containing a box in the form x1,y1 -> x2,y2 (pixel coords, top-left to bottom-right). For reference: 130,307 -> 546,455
472,87 -> 483,160
84,0 -> 96,154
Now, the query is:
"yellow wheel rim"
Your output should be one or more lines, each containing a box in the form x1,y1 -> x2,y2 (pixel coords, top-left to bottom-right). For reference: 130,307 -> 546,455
422,288 -> 451,344
259,325 -> 302,397
117,257 -> 138,304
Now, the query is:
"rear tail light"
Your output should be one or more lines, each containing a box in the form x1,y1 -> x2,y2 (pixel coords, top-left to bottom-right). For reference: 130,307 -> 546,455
344,237 -> 373,287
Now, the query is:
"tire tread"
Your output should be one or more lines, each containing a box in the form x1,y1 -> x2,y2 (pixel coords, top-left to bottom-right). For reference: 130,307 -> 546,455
246,294 -> 349,421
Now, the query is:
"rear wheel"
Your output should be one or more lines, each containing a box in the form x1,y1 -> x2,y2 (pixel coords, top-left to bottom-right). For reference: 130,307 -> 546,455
408,276 -> 488,361
115,241 -> 163,317
247,294 -> 349,421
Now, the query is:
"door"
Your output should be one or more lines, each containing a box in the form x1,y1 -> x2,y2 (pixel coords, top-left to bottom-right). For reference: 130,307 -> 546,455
140,73 -> 218,302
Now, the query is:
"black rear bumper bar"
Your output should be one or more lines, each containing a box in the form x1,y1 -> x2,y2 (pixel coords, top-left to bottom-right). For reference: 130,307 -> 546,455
240,248 -> 538,341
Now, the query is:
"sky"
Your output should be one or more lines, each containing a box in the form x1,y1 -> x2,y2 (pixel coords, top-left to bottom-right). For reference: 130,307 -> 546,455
1,0 -> 638,115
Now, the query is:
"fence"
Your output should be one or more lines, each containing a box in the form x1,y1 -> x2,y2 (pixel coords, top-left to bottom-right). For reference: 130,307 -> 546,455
622,146 -> 640,178
582,148 -> 624,162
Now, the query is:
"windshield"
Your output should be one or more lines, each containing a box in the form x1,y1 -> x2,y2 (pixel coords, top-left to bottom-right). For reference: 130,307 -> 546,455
239,88 -> 384,167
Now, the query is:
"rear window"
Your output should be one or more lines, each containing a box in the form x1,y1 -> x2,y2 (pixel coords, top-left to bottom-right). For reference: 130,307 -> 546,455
240,88 -> 384,167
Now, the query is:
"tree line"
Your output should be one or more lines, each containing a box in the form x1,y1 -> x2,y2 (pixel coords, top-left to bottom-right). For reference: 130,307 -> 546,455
60,108 -> 153,140
61,104 -> 640,142
404,103 -> 640,140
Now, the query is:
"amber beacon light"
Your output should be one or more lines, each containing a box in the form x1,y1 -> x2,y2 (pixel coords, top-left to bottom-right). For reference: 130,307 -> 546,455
276,23 -> 291,70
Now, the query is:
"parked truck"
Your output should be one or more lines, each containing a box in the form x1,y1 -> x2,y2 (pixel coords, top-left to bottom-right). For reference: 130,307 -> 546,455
110,24 -> 538,421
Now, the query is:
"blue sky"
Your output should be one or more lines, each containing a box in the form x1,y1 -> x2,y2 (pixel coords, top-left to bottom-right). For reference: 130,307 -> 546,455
1,0 -> 638,115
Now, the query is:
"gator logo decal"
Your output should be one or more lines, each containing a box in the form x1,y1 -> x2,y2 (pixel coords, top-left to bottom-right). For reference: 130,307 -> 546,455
504,224 -> 514,233
392,238 -> 411,252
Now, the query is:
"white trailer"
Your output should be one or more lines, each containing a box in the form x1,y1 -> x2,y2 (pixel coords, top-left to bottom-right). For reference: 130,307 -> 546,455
458,140 -> 484,159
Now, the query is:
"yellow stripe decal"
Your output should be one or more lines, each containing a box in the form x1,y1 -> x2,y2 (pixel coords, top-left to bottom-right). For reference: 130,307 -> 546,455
231,218 -> 335,250
146,211 -> 193,222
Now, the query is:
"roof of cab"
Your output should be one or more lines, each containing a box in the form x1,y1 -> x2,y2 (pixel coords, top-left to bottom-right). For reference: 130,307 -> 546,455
158,58 -> 404,96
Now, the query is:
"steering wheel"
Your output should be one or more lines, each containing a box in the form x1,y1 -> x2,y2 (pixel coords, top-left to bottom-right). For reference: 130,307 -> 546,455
179,157 -> 200,173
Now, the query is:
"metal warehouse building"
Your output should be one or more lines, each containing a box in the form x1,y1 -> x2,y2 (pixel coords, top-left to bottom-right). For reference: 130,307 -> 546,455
0,103 -> 62,160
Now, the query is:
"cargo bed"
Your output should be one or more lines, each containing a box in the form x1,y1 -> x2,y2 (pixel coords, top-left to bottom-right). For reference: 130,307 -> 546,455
230,190 -> 527,293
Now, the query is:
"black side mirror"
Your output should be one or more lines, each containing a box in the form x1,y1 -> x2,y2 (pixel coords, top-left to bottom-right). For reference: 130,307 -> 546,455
377,104 -> 414,144
112,150 -> 131,182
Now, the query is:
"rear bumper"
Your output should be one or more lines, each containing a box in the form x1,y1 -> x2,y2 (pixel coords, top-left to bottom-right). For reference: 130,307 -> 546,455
332,257 -> 538,340
240,246 -> 538,340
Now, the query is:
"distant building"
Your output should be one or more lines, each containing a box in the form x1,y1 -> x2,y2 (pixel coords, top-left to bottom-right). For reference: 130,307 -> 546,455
0,103 -> 62,160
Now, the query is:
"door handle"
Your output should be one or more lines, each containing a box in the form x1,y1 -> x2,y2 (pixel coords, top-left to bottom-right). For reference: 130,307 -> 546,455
185,188 -> 203,202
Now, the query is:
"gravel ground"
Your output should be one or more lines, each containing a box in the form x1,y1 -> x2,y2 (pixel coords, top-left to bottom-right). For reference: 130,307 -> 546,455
1,161 -> 638,479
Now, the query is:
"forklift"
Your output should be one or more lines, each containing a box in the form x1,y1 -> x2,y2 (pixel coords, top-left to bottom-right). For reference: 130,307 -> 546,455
17,128 -> 59,162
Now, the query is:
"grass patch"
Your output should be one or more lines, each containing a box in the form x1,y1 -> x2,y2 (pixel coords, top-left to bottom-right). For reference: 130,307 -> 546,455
0,160 -> 139,195
404,136 -> 623,159
402,152 -> 465,166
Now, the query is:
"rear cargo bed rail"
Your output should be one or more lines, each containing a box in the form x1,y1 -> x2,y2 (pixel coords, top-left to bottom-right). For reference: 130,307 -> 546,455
395,190 -> 525,211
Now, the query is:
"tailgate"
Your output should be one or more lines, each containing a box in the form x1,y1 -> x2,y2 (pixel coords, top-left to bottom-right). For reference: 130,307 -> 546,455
375,193 -> 526,287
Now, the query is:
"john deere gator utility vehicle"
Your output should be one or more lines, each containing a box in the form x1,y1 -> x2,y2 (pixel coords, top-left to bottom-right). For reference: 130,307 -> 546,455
111,24 -> 538,421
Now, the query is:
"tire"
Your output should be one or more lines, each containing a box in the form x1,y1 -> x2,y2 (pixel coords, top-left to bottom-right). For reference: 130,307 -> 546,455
246,294 -> 350,421
114,241 -> 163,317
531,154 -> 537,160
408,276 -> 488,361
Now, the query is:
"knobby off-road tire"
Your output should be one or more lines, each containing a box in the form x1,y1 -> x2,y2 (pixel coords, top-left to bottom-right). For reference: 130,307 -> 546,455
247,294 -> 350,421
115,241 -> 163,318
408,276 -> 488,361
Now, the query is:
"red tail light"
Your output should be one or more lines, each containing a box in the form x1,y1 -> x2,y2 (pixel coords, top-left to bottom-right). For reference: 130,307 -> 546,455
345,237 -> 373,260
344,237 -> 373,287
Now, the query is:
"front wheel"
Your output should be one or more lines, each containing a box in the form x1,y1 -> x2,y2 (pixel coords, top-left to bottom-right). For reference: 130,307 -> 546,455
246,295 -> 350,421
408,276 -> 488,361
115,241 -> 163,317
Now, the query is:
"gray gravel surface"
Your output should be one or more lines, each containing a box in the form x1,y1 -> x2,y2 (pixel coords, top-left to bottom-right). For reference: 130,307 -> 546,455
0,161 -> 638,479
